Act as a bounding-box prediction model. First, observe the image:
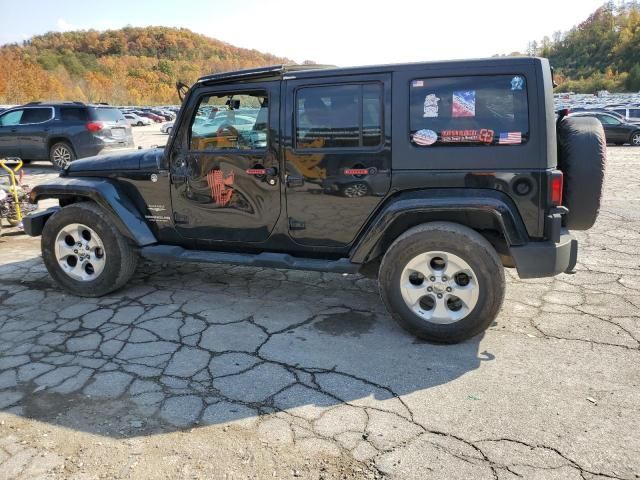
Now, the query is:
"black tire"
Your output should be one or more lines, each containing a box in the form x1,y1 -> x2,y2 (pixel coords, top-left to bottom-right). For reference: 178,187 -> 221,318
137,121 -> 143,126
557,117 -> 606,230
167,127 -> 173,135
630,131 -> 640,147
41,202 -> 138,297
49,141 -> 76,170
379,222 -> 505,343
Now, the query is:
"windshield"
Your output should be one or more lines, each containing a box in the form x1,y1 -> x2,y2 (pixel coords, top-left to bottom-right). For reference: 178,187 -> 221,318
91,108 -> 125,122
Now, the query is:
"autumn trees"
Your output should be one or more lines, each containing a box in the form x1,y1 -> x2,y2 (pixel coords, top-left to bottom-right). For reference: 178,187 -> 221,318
0,26 -> 292,105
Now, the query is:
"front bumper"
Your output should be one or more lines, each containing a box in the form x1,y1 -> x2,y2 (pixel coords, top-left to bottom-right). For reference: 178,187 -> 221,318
509,230 -> 578,279
22,206 -> 60,237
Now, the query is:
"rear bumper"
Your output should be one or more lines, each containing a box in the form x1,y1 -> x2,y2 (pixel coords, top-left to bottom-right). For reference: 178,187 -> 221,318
77,137 -> 135,158
510,230 -> 578,279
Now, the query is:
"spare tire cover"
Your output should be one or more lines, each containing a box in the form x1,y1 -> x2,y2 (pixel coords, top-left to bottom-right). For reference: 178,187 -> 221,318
557,116 -> 607,230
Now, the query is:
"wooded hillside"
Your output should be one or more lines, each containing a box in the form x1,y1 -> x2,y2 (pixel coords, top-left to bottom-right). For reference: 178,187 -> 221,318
0,27 -> 293,105
532,1 -> 640,92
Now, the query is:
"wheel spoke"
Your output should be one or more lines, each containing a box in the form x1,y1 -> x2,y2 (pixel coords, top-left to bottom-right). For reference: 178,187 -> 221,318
431,297 -> 449,320
402,282 -> 426,307
450,284 -> 476,308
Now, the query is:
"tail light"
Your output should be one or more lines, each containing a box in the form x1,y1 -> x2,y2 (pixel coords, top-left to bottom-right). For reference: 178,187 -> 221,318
550,170 -> 564,206
85,121 -> 104,133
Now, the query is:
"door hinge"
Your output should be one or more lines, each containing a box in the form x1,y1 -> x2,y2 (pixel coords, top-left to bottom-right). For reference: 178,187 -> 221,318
174,212 -> 189,224
288,218 -> 306,230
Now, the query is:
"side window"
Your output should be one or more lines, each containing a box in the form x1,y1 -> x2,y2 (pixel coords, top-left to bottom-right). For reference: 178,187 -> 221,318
597,115 -> 619,125
410,75 -> 529,147
0,109 -> 24,126
189,91 -> 268,151
20,108 -> 53,124
61,107 -> 89,122
296,83 -> 382,149
629,109 -> 640,117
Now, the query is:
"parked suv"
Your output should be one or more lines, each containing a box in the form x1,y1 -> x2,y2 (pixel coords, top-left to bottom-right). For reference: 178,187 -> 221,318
23,59 -> 606,343
0,102 -> 134,169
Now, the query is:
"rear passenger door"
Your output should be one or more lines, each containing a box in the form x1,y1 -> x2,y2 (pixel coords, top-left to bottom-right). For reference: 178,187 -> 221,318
283,74 -> 391,246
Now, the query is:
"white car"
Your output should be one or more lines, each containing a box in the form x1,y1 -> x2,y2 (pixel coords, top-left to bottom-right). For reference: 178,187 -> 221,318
123,113 -> 152,127
160,122 -> 174,134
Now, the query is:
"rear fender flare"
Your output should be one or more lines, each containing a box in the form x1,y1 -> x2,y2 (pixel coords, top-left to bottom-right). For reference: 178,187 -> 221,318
30,177 -> 157,246
349,189 -> 529,264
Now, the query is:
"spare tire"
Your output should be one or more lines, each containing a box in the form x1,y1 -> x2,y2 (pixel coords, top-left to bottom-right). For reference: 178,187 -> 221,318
557,116 -> 607,230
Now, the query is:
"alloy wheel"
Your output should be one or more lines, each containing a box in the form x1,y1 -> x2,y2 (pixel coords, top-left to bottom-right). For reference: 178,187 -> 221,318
54,223 -> 106,282
400,251 -> 480,324
52,145 -> 72,169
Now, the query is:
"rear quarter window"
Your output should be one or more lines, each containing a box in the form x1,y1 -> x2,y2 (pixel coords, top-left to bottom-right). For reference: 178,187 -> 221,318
409,75 -> 529,147
91,108 -> 125,122
60,107 -> 89,122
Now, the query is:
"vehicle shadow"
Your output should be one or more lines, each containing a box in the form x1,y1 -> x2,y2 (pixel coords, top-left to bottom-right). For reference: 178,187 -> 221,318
0,256 -> 491,438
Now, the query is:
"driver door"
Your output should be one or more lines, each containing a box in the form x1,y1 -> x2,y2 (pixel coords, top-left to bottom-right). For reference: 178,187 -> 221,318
169,82 -> 281,244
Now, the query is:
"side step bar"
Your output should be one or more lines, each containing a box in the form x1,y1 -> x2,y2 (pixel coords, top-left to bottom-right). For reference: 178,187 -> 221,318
140,245 -> 360,274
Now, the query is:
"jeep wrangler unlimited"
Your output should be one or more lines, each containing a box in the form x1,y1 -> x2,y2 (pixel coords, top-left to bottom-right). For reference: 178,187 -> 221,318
23,58 -> 606,343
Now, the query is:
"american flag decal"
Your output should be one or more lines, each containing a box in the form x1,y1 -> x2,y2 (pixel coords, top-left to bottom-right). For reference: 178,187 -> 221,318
498,132 -> 522,145
207,169 -> 235,206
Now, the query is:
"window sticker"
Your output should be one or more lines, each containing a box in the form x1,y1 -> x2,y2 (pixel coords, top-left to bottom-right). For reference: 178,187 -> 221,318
511,76 -> 525,91
498,132 -> 522,144
441,129 -> 494,144
423,94 -> 440,118
452,91 -> 476,117
412,129 -> 438,146
412,80 -> 424,88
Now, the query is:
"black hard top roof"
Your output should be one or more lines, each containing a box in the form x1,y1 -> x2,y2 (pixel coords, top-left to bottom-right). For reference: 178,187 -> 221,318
195,57 -> 543,85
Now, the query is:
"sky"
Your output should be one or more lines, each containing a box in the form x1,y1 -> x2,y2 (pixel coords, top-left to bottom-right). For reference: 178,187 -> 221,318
0,0 -> 607,66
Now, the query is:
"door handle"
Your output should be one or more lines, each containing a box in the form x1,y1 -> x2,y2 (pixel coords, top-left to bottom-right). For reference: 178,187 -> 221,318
246,167 -> 277,176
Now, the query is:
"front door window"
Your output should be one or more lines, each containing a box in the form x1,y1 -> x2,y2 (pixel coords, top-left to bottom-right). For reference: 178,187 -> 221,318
170,85 -> 280,244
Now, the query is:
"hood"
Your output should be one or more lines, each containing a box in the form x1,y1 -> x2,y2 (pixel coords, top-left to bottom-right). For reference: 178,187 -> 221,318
67,148 -> 163,174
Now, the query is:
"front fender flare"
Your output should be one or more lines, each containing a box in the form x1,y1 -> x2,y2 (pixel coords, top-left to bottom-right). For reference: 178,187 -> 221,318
349,189 -> 530,264
30,177 -> 157,246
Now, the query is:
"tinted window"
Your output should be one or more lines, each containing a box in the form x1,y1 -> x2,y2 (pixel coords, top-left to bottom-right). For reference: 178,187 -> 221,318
0,109 -> 23,126
61,107 -> 89,122
190,91 -> 268,151
410,75 -> 529,147
91,108 -> 125,121
629,109 -> 640,117
20,108 -> 52,124
597,114 -> 620,125
612,109 -> 626,116
296,84 -> 382,149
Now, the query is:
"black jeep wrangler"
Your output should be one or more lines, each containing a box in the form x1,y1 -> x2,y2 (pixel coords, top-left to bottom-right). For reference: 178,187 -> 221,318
24,58 -> 606,343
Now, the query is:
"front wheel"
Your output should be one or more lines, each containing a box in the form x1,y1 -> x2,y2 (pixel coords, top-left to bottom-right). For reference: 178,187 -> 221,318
630,131 -> 640,146
41,202 -> 138,297
378,222 -> 505,343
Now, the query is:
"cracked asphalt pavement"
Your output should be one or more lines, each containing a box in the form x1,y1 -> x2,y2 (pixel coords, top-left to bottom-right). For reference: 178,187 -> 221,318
0,137 -> 639,479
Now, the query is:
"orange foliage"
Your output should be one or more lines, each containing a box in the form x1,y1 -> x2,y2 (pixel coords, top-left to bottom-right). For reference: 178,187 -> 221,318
0,27 -> 295,105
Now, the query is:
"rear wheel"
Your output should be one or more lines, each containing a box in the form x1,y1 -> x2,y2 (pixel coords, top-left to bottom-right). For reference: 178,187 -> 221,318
137,121 -> 143,126
630,131 -> 640,146
379,222 -> 505,343
41,202 -> 138,297
50,142 -> 75,169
